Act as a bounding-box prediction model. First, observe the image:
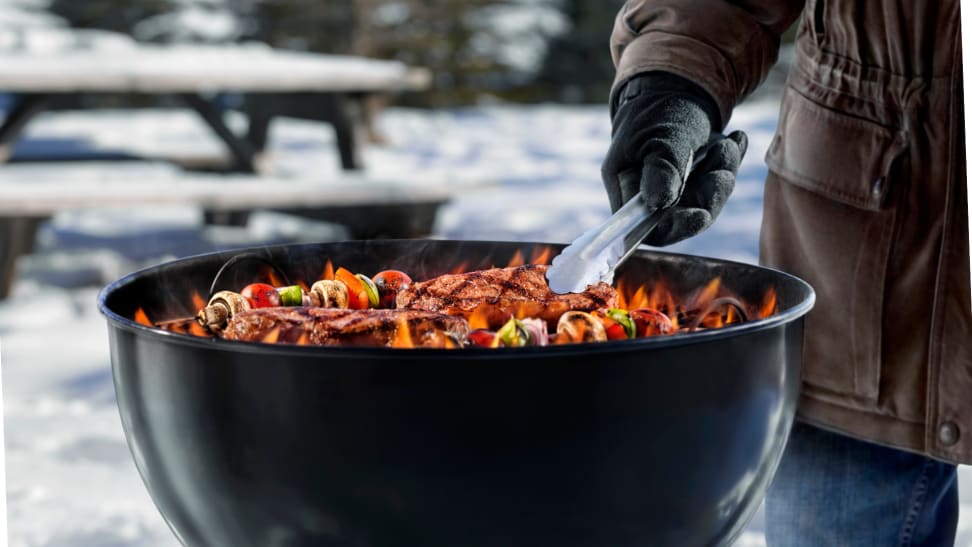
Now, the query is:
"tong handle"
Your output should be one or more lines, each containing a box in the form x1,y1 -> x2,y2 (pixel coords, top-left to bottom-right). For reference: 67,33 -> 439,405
615,197 -> 665,269
609,137 -> 716,271
569,191 -> 653,264
546,135 -> 719,293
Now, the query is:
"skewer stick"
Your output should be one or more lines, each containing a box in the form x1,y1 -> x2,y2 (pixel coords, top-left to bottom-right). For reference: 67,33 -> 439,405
154,317 -> 199,328
192,281 -> 352,333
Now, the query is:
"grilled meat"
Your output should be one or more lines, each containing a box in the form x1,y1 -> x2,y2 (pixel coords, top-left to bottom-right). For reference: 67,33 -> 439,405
396,264 -> 618,329
221,307 -> 469,348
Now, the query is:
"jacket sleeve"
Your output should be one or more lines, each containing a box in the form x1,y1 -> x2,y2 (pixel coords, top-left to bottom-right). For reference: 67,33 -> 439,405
610,0 -> 805,127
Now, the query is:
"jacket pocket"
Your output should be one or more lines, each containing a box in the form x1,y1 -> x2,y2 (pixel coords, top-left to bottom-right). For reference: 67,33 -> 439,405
766,87 -> 906,210
761,87 -> 907,403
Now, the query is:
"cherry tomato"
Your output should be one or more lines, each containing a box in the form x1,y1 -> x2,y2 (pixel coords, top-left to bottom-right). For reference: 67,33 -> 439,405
335,267 -> 370,309
372,270 -> 412,309
466,329 -> 499,348
240,282 -> 281,308
629,308 -> 675,337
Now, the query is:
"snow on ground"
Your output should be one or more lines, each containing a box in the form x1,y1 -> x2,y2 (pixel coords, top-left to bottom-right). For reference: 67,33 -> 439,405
1,100 -> 972,546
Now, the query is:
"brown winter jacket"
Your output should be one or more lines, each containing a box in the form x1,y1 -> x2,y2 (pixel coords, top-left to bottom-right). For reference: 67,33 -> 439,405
610,0 -> 970,463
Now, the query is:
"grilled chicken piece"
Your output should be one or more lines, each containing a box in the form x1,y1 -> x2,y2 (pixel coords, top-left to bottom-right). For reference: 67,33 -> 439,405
396,264 -> 618,329
221,307 -> 469,348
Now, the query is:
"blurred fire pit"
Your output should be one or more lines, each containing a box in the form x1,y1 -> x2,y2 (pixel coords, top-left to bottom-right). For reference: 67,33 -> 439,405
99,239 -> 814,547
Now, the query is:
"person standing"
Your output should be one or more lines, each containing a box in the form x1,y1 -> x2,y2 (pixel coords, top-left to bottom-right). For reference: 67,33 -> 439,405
600,1 -> 969,544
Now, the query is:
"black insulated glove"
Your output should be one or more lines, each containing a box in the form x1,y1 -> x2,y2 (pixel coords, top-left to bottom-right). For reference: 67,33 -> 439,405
601,72 -> 748,247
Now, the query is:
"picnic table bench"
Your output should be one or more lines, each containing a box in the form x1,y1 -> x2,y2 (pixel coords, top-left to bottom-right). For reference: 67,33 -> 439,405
0,41 -> 431,172
0,161 -> 492,298
0,38 -> 464,299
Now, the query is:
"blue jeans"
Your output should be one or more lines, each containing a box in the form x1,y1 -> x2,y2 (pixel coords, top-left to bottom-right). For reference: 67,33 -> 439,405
764,421 -> 959,546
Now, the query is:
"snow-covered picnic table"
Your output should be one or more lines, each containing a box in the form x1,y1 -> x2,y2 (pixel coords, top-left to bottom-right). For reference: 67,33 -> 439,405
0,39 -> 452,299
0,41 -> 431,171
0,42 -> 430,94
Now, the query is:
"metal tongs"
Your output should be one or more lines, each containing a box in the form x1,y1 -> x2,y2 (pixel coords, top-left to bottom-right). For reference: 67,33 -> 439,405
545,190 -> 664,294
546,144 -> 711,294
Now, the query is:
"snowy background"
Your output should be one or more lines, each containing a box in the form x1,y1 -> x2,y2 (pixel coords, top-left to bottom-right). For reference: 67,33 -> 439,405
1,0 -> 971,546
5,96 -> 972,547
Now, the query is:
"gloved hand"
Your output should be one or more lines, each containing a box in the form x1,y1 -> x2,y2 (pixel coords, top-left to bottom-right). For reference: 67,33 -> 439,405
601,71 -> 748,246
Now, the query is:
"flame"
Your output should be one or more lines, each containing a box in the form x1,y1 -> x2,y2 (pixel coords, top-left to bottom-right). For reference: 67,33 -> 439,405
618,278 -> 678,316
134,308 -> 153,326
616,280 -> 628,310
758,288 -> 778,319
468,305 -> 490,330
390,315 -> 415,348
696,278 -> 722,308
614,275 -> 778,333
322,261 -> 335,281
261,327 -> 280,344
189,321 -> 209,337
649,280 -> 678,317
296,332 -> 310,345
616,279 -> 649,310
513,301 -> 541,320
617,279 -> 678,329
530,246 -> 553,265
268,269 -> 287,288
191,291 -> 207,311
507,250 -> 525,268
448,261 -> 469,275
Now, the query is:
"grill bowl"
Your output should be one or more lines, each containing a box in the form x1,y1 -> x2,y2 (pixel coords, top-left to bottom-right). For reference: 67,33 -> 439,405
99,240 -> 814,547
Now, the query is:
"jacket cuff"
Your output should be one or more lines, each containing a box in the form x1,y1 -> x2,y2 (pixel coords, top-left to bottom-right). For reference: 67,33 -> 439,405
612,31 -> 739,130
610,71 -> 724,129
